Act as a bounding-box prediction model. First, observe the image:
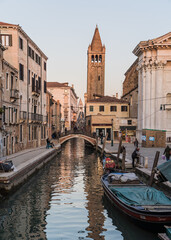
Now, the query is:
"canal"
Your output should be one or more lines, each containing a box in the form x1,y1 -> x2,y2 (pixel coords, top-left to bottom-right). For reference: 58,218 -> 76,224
0,139 -> 159,240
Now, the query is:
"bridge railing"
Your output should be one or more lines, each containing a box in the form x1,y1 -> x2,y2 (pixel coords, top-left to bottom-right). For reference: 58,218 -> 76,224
60,130 -> 96,139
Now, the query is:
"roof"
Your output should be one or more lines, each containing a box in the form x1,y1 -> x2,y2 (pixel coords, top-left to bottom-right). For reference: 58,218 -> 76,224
0,21 -> 48,60
91,26 -> 103,51
133,32 -> 171,56
88,95 -> 128,104
47,82 -> 69,88
0,21 -> 18,27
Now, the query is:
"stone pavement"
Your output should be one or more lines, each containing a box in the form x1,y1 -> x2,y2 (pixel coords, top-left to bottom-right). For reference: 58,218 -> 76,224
1,146 -> 51,167
103,141 -> 170,170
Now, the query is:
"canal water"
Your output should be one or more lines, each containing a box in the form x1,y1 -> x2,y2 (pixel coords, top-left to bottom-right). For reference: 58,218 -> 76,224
0,139 -> 159,240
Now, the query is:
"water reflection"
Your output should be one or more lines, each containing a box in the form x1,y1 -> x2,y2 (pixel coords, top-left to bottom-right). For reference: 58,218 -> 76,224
0,139 -> 159,240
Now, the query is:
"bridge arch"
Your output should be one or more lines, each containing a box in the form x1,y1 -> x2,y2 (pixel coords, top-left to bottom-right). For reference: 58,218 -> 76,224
59,134 -> 96,146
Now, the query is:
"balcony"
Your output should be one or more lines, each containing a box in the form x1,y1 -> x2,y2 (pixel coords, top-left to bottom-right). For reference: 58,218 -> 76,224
32,80 -> 40,97
29,113 -> 43,122
20,111 -> 27,121
10,89 -> 19,102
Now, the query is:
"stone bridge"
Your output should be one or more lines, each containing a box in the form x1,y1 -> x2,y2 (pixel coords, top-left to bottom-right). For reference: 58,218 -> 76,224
59,134 -> 96,146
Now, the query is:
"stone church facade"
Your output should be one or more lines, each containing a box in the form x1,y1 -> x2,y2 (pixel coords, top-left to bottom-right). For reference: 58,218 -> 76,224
133,32 -> 171,145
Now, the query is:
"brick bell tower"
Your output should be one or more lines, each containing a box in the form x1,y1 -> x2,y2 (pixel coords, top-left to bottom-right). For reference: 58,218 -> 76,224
87,25 -> 105,101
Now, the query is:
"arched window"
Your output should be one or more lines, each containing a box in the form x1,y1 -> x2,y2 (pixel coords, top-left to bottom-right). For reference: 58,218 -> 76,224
91,55 -> 94,62
99,55 -> 102,62
95,55 -> 98,62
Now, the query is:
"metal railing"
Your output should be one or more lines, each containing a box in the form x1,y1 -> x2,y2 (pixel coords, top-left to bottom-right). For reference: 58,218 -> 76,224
20,111 -> 27,120
29,113 -> 43,122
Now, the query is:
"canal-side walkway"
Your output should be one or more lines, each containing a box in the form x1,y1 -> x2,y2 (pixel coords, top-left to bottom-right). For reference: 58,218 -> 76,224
0,144 -> 61,192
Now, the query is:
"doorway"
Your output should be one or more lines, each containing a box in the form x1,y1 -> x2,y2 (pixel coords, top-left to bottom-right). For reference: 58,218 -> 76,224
106,128 -> 111,140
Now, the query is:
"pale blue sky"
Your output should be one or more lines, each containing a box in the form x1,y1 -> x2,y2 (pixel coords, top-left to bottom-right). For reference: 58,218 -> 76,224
1,0 -> 171,100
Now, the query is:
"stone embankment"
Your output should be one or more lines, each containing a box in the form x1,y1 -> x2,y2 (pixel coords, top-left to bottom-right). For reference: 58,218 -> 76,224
0,144 -> 61,193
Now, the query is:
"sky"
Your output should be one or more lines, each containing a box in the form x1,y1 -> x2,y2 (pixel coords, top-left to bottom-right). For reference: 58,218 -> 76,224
1,0 -> 171,100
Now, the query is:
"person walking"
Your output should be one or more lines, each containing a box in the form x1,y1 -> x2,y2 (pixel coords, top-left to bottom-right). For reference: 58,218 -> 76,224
134,138 -> 139,148
163,145 -> 171,161
132,147 -> 140,168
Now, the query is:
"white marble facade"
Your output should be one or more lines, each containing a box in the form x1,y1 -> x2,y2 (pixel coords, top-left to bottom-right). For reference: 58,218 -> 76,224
133,32 -> 171,142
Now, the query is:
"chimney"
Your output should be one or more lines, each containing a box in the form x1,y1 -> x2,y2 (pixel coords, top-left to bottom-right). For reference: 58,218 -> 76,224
116,93 -> 118,98
72,84 -> 74,89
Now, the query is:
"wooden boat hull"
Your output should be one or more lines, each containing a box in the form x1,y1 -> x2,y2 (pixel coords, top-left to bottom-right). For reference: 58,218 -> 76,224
101,176 -> 171,227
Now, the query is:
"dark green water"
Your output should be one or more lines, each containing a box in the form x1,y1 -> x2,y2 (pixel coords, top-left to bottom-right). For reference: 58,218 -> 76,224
0,139 -> 159,240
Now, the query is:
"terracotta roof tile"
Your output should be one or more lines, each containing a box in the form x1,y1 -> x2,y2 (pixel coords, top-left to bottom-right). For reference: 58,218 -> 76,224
47,82 -> 68,88
88,95 -> 128,104
0,21 -> 18,27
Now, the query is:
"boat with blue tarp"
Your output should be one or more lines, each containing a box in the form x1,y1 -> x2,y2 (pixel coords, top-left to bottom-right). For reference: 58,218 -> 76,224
101,172 -> 171,229
157,160 -> 171,182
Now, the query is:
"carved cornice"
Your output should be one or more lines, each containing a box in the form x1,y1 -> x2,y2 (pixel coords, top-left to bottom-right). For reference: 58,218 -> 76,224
137,60 -> 167,71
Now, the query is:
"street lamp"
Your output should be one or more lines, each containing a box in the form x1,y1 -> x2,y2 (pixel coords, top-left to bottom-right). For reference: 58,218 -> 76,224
111,118 -> 113,146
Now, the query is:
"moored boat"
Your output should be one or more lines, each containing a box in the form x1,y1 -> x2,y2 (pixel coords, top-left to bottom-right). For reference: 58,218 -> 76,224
101,173 -> 171,229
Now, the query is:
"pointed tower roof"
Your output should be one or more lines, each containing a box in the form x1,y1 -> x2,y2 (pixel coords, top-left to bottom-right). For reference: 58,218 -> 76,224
91,26 -> 103,51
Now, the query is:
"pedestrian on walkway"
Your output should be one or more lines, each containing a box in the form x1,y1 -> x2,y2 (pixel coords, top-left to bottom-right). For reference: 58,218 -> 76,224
100,132 -> 103,144
132,147 -> 140,168
163,145 -> 171,161
134,138 -> 139,148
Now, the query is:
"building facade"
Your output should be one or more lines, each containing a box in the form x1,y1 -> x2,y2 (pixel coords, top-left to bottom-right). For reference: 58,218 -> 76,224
87,26 -> 105,102
85,96 -> 136,140
47,82 -> 78,131
0,21 -> 48,153
133,32 -> 171,145
122,59 -> 138,118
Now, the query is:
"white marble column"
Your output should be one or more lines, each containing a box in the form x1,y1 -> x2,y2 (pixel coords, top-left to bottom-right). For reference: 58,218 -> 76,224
155,62 -> 164,130
145,66 -> 151,129
151,65 -> 156,129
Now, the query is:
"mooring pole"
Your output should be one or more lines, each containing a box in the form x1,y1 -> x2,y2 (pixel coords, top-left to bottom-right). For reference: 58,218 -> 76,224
149,151 -> 160,186
116,138 -> 122,167
122,148 -> 126,171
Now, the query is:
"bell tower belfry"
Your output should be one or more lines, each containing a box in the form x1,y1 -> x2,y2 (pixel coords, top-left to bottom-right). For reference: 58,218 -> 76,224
87,26 -> 105,101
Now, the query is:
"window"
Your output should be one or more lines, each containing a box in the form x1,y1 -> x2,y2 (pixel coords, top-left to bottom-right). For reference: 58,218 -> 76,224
44,126 -> 46,139
31,49 -> 34,60
28,70 -> 30,84
41,126 -> 43,139
44,81 -> 46,93
88,120 -> 90,126
38,77 -> 41,90
128,120 -> 132,125
0,34 -> 12,46
99,55 -> 102,62
95,55 -> 98,62
44,62 -> 46,71
2,106 -> 6,123
28,46 -> 31,57
19,63 -> 24,80
36,54 -> 38,63
99,106 -> 104,112
11,108 -> 13,123
32,126 -> 34,140
6,73 -> 9,89
89,106 -> 94,112
19,37 -> 23,50
29,126 -> 31,141
15,109 -> 17,123
9,107 -> 11,123
98,76 -> 100,81
110,106 -> 117,112
91,55 -> 94,62
3,138 -> 6,147
34,126 -> 37,140
121,106 -> 128,112
20,125 -> 23,142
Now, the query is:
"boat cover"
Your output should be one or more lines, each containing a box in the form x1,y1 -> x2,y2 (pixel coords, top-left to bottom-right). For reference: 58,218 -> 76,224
110,186 -> 171,206
157,160 -> 171,182
166,227 -> 171,239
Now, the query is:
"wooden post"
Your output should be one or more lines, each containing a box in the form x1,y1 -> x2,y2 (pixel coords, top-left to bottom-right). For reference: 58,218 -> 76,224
101,133 -> 108,157
149,151 -> 160,186
96,136 -> 98,152
122,148 -> 126,171
116,138 -> 122,167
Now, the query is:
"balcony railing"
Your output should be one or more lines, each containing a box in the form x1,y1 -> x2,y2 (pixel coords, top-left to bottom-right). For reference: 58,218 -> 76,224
10,89 -> 19,99
29,113 -> 43,122
44,115 -> 48,122
20,111 -> 27,120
